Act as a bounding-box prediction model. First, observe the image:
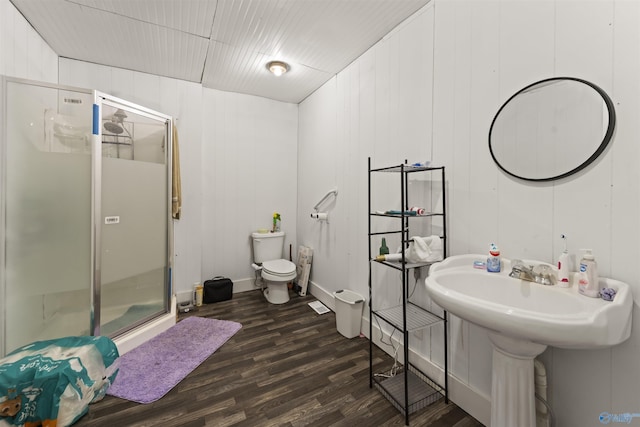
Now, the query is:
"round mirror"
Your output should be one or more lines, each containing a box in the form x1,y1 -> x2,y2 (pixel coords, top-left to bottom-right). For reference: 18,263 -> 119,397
489,77 -> 616,181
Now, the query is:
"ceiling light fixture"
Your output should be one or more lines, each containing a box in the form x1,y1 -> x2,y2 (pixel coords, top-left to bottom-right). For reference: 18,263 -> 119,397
266,61 -> 290,76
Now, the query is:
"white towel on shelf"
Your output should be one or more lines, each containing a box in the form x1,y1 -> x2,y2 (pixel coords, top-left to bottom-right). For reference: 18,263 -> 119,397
407,235 -> 443,263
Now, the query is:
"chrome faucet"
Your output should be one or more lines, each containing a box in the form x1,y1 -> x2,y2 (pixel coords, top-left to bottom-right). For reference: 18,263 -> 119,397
509,261 -> 556,286
509,262 -> 536,281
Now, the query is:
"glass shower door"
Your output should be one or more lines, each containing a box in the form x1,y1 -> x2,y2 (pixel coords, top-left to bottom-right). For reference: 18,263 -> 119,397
97,99 -> 171,336
2,79 -> 93,355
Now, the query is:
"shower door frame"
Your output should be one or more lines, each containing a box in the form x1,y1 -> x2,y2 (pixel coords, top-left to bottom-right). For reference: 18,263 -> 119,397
91,91 -> 174,337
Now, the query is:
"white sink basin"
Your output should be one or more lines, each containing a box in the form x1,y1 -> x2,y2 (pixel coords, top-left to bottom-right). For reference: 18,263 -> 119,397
425,254 -> 632,349
425,254 -> 634,427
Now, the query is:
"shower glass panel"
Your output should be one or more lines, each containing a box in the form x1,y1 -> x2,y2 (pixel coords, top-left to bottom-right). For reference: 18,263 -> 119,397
98,100 -> 170,336
1,79 -> 93,355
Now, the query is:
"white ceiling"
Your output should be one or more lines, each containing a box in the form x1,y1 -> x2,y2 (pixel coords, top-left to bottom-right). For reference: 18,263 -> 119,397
11,0 -> 431,103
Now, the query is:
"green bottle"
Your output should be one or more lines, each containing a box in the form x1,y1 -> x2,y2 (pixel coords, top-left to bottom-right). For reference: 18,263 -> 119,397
379,238 -> 389,256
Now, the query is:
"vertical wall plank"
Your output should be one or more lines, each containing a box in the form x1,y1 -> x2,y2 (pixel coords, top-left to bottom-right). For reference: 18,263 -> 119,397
495,0 -> 555,262
201,90 -> 297,282
610,0 -> 640,416
0,0 -> 57,82
0,0 -> 15,76
550,4 -> 616,425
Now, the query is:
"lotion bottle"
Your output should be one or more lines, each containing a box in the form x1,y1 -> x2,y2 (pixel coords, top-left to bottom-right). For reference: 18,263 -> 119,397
557,234 -> 571,287
578,249 -> 600,298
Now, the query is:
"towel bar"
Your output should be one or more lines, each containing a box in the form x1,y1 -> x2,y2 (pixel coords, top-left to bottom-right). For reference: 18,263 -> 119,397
313,189 -> 338,212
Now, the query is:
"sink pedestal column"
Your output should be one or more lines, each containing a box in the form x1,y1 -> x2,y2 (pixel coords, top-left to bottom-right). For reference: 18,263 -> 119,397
488,332 -> 547,427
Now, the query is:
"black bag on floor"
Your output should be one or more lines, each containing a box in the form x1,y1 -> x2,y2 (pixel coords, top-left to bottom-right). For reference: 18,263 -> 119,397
203,276 -> 233,304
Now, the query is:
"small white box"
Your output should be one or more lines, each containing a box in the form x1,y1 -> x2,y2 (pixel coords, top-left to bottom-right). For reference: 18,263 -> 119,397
333,289 -> 365,339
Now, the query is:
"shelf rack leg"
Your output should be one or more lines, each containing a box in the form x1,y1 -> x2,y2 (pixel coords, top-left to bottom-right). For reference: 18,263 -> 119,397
368,157 -> 373,389
401,163 -> 410,426
445,310 -> 449,403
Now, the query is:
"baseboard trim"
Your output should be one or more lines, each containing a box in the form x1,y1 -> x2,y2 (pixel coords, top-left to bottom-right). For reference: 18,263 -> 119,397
230,277 -> 257,294
308,279 -> 491,426
176,277 -> 259,303
307,280 -> 337,311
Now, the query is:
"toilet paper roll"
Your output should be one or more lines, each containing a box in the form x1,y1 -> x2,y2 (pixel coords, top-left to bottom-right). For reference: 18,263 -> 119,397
311,212 -> 328,220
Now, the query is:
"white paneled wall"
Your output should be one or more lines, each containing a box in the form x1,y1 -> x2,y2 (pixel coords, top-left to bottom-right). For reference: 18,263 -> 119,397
0,0 -> 58,82
298,6 -> 435,305
201,88 -> 298,287
299,1 -> 640,426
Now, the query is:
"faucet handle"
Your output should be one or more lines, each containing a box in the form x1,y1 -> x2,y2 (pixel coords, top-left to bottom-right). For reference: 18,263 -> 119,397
510,259 -> 525,270
508,260 -> 532,280
533,264 -> 557,286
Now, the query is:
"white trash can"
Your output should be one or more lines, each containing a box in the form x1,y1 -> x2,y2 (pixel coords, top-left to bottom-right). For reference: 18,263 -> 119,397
333,289 -> 365,338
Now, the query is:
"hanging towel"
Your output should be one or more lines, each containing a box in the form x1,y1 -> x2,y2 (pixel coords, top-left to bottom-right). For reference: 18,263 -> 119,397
172,123 -> 182,219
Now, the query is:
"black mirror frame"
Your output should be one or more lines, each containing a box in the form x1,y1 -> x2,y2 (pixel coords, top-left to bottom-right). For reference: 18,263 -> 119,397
488,77 -> 616,182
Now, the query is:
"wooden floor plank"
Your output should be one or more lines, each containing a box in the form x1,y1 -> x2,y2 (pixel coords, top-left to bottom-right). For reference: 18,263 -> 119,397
75,290 -> 484,426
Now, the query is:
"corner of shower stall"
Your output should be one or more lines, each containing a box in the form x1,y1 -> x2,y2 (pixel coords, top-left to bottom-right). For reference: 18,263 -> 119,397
0,76 -> 175,357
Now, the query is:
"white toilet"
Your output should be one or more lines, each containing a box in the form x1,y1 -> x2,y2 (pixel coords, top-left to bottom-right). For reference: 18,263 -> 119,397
251,231 -> 297,304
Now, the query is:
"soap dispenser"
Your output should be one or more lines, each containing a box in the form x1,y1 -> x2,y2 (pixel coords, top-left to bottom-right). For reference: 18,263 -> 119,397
557,234 -> 571,288
577,249 -> 599,298
487,243 -> 501,273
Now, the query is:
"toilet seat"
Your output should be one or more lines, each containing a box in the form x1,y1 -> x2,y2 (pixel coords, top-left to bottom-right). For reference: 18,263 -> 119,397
261,259 -> 296,282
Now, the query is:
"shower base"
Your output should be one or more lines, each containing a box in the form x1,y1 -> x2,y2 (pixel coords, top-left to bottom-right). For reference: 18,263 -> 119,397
34,296 -> 176,355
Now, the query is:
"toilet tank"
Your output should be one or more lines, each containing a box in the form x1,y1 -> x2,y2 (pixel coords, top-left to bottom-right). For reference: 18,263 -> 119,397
251,231 -> 285,264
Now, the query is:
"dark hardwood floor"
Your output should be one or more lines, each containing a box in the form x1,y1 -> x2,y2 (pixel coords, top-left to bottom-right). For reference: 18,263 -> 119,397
76,290 -> 483,427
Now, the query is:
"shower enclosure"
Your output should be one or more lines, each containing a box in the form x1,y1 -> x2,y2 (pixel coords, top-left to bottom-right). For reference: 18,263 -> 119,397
0,77 -> 174,356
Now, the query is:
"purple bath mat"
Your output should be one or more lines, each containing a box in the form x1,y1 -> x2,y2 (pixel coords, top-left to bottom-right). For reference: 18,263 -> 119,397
107,316 -> 242,404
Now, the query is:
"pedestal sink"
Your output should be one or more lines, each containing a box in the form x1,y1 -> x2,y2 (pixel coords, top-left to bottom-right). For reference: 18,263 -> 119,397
424,254 -> 633,427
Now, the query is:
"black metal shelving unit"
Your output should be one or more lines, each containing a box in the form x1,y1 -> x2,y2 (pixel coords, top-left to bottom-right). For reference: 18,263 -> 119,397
367,157 -> 448,426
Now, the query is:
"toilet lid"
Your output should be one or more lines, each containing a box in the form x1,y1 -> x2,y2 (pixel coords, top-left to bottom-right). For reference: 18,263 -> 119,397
262,259 -> 296,276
